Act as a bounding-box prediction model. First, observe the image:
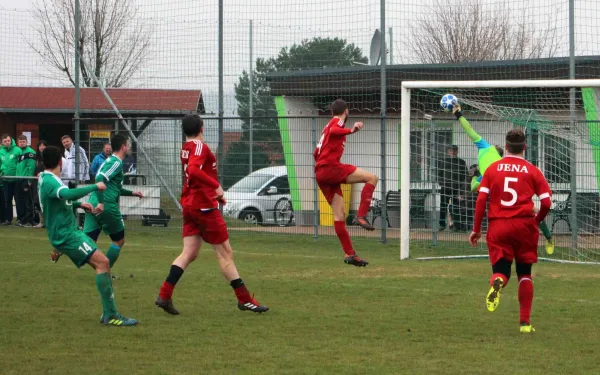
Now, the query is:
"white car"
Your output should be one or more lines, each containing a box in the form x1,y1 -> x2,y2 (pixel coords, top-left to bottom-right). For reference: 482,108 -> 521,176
223,166 -> 294,226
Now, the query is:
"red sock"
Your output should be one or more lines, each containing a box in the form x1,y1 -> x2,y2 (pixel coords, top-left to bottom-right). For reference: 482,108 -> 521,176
159,281 -> 175,300
518,275 -> 534,324
490,273 -> 509,287
357,183 -> 376,217
334,221 -> 356,256
234,285 -> 252,303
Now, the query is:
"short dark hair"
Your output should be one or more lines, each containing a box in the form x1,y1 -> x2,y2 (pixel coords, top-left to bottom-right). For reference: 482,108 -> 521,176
61,135 -> 72,141
1,134 -> 10,140
505,129 -> 526,154
449,144 -> 459,151
17,135 -> 27,142
331,99 -> 348,116
110,134 -> 129,152
495,145 -> 504,157
42,146 -> 62,169
182,114 -> 204,137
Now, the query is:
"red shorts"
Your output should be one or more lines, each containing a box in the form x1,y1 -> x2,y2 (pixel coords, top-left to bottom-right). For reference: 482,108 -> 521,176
486,217 -> 539,265
315,163 -> 357,204
182,208 -> 229,244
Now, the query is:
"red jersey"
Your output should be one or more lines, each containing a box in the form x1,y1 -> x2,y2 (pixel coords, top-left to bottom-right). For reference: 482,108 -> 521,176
314,117 -> 352,168
180,140 -> 221,210
479,156 -> 551,220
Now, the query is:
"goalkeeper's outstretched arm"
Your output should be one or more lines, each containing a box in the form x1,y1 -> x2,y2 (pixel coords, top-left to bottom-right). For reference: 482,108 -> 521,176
453,105 -> 485,144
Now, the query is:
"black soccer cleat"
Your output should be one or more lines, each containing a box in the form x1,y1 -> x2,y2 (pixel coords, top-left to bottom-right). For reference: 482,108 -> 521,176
344,254 -> 369,267
155,296 -> 180,315
355,216 -> 375,231
237,295 -> 269,313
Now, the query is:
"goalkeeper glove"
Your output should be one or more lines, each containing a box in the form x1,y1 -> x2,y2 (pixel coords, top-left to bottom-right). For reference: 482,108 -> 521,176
452,104 -> 463,119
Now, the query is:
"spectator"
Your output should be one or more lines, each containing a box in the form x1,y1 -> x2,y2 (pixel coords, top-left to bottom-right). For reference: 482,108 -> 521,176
32,140 -> 49,228
15,135 -> 36,227
0,134 -> 22,225
90,142 -> 112,177
0,149 -> 4,225
61,135 -> 90,182
436,144 -> 468,231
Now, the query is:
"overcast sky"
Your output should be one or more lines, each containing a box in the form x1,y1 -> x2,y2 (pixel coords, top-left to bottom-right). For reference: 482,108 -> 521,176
1,0 -> 599,117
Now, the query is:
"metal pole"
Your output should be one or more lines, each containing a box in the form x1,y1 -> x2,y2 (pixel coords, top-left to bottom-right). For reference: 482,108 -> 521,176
380,0 -> 387,243
218,0 -> 224,187
569,0 -> 578,249
429,119 -> 438,246
400,87 -> 411,260
249,20 -> 254,174
74,0 -> 81,184
389,27 -> 393,65
312,117 -> 319,242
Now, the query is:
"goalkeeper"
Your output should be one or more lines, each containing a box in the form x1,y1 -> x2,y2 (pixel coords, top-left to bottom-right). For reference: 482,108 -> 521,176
452,105 -> 555,255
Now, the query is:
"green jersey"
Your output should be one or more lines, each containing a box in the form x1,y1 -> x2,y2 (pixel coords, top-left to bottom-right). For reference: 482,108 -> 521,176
458,116 -> 502,191
90,155 -> 131,205
38,172 -> 97,247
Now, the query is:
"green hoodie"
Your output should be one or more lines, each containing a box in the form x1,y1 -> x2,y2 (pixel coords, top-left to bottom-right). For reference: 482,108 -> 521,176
0,139 -> 22,181
16,145 -> 36,177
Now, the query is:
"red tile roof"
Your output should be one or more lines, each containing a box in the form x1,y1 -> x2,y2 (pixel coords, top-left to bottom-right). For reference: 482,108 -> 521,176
0,87 -> 203,114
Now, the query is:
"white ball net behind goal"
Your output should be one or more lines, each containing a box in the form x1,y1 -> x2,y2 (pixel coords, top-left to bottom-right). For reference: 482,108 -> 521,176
401,80 -> 600,264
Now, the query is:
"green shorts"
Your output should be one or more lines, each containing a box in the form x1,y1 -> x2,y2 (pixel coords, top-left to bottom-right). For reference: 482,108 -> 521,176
55,231 -> 98,268
83,204 -> 125,236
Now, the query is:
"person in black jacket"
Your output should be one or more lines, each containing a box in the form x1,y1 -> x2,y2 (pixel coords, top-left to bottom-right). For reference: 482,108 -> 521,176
437,145 -> 468,231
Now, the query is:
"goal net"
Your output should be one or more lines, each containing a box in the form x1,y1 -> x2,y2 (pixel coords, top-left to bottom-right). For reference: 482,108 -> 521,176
400,80 -> 600,264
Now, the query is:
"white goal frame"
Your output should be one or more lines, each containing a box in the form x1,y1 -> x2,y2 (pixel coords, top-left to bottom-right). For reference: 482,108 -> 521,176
400,79 -> 600,260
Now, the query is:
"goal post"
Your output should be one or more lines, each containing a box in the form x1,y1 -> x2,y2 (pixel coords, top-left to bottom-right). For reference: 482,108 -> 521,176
400,79 -> 600,263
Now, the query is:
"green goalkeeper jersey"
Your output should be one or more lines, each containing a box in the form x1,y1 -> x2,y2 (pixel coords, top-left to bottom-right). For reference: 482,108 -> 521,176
89,155 -> 132,206
38,172 -> 97,247
458,116 -> 502,191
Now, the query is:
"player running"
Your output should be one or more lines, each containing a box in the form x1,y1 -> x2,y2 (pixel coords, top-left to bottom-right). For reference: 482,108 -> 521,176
469,129 -> 552,333
39,146 -> 137,326
452,104 -> 555,255
82,134 -> 143,269
155,114 -> 268,315
314,99 -> 379,267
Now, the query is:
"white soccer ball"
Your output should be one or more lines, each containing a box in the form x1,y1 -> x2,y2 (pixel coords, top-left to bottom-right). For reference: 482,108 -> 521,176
440,94 -> 458,112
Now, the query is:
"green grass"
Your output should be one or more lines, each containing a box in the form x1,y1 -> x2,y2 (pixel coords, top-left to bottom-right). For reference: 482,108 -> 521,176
2,226 -> 600,375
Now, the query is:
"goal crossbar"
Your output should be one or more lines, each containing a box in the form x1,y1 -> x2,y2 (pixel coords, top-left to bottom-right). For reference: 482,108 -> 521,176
399,79 -> 600,260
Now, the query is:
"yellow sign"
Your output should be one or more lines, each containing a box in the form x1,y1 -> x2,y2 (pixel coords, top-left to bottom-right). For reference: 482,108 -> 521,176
90,131 -> 111,138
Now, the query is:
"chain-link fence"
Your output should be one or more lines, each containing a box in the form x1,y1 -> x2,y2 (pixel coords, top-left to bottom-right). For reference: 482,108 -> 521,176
1,0 -> 600,261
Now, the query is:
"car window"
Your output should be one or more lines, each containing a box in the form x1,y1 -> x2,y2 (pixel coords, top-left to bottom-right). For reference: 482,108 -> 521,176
228,174 -> 275,193
268,176 -> 290,194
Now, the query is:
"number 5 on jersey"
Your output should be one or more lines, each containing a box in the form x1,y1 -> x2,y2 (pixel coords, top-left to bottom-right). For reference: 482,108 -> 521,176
501,177 -> 518,207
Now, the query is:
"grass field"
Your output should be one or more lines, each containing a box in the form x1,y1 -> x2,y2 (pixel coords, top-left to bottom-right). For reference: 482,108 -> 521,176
2,225 -> 600,375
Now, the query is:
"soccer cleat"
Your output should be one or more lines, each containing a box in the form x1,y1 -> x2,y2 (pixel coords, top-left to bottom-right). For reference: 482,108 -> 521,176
237,295 -> 269,313
155,296 -> 180,315
545,238 -> 555,255
102,313 -> 138,327
344,254 -> 369,267
520,322 -> 536,333
355,216 -> 375,231
50,249 -> 62,263
486,277 -> 504,312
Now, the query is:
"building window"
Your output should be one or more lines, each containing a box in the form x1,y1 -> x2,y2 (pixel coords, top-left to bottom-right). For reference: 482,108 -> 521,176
544,135 -> 571,183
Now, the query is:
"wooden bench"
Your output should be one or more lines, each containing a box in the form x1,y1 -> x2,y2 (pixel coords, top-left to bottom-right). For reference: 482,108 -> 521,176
369,189 -> 429,228
550,192 -> 600,233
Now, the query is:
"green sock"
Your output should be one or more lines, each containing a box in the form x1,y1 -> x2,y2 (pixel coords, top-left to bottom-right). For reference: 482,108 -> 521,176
106,244 -> 121,268
539,221 -> 552,241
96,272 -> 117,317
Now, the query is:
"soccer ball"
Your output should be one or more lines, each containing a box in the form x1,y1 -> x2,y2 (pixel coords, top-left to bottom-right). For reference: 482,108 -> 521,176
440,94 -> 458,112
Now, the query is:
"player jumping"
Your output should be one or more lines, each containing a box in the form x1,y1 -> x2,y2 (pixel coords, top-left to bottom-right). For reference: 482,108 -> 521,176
452,104 -> 555,255
314,99 -> 379,267
155,114 -> 269,315
82,134 -> 143,270
469,129 -> 552,333
39,146 -> 137,326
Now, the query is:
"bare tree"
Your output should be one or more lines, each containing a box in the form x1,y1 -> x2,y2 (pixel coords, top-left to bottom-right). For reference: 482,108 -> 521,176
410,0 -> 561,64
29,0 -> 151,87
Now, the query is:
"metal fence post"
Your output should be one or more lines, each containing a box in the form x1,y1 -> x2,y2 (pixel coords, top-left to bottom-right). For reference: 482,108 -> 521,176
380,0 -> 387,244
569,0 -> 578,249
217,0 -> 224,192
249,19 -> 254,174
312,117 -> 319,242
74,0 -> 81,184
